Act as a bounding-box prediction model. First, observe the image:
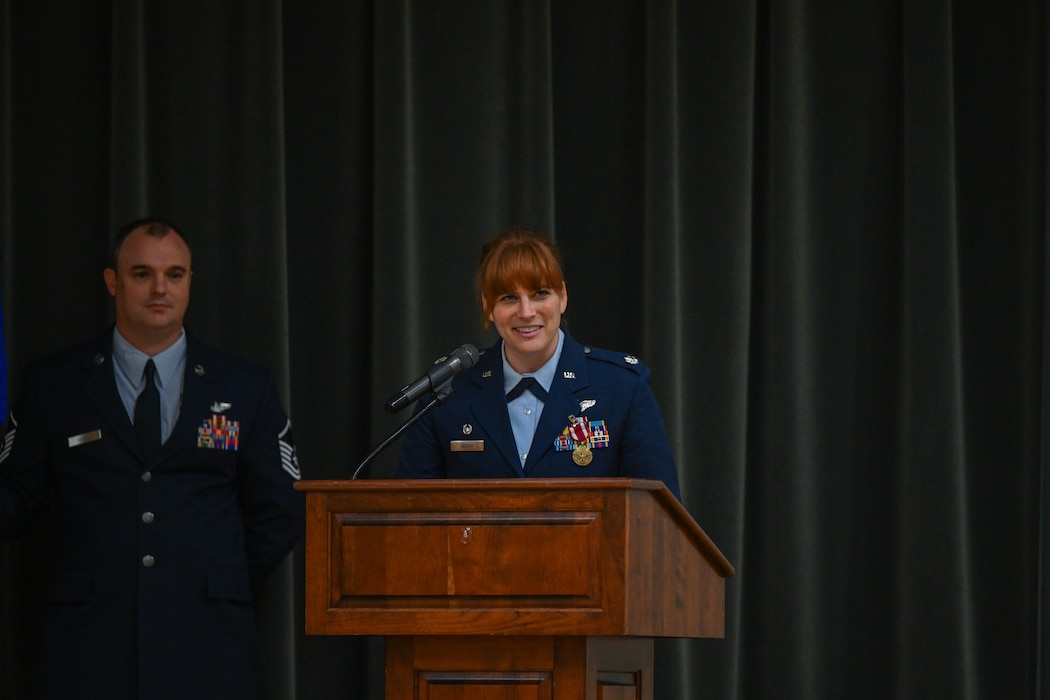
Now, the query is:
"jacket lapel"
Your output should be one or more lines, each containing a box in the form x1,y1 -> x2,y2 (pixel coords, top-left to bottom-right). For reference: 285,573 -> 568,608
524,334 -> 591,475
167,335 -> 221,451
79,335 -> 143,457
466,346 -> 524,476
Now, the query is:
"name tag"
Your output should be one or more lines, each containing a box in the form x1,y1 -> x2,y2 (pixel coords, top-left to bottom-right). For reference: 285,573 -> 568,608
68,430 -> 102,448
450,440 -> 484,452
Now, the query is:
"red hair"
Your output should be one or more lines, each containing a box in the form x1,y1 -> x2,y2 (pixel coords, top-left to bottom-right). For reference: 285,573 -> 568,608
476,228 -> 565,330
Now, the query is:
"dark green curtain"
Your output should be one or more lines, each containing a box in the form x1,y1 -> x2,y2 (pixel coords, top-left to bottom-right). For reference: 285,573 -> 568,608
1,1 -> 1045,698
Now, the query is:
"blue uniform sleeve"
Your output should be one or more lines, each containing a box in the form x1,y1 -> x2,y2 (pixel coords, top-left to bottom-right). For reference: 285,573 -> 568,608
237,371 -> 305,584
0,367 -> 53,539
617,363 -> 682,500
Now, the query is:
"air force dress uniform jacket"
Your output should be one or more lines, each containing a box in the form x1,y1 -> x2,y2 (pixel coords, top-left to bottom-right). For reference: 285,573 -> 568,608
396,332 -> 681,499
0,329 -> 304,700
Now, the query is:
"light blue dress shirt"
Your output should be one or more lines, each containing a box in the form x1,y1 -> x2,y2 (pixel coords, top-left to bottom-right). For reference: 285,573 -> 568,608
503,329 -> 564,469
112,328 -> 187,444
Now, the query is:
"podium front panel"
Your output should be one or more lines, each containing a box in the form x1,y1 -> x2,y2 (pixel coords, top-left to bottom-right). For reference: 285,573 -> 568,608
298,478 -> 732,638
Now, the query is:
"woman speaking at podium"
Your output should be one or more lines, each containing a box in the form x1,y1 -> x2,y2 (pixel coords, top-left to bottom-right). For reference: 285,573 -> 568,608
396,228 -> 681,500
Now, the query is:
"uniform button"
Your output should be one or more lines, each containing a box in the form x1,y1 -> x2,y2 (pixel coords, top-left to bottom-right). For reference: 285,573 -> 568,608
142,511 -> 155,524
142,555 -> 155,567
142,471 -> 152,482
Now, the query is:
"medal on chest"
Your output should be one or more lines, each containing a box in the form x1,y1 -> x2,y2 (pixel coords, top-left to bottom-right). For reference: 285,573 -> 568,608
554,414 -> 609,467
567,415 -> 593,466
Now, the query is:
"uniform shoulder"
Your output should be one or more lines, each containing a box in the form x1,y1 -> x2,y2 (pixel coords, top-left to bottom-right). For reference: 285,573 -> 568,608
188,334 -> 271,377
24,334 -> 107,374
581,344 -> 649,375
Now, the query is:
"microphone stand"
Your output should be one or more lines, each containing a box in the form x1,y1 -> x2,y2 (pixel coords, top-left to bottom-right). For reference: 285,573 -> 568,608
351,381 -> 455,479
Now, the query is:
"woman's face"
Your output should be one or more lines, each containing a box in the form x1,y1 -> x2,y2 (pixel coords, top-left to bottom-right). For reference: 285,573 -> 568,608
488,282 -> 568,374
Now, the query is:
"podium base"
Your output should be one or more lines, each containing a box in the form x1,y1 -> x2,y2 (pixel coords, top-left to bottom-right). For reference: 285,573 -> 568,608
385,635 -> 654,700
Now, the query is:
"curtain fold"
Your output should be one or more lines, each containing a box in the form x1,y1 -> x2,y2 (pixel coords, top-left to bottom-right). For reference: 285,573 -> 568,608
1,1 -> 1046,698
1042,0 -> 1050,688
898,2 -> 973,695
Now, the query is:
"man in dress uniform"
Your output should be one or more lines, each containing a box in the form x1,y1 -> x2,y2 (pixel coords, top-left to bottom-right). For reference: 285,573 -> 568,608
0,218 -> 304,699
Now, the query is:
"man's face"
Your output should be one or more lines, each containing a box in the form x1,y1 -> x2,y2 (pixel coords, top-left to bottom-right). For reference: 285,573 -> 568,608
104,227 -> 192,350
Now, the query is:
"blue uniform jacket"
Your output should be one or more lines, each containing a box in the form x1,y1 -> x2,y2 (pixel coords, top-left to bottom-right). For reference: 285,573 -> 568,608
0,329 -> 304,700
396,332 -> 681,499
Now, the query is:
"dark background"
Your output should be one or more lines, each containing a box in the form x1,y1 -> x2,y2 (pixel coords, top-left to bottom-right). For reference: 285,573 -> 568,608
1,1 -> 1047,698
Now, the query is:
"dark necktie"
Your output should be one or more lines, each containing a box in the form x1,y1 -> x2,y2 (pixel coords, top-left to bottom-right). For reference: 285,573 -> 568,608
134,359 -> 161,455
506,376 -> 548,403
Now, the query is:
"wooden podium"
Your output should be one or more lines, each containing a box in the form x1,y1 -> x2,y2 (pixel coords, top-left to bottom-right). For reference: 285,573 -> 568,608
295,478 -> 734,699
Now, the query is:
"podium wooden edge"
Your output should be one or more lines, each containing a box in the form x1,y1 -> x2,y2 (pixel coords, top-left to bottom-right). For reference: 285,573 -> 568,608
294,477 -> 735,579
297,477 -> 734,638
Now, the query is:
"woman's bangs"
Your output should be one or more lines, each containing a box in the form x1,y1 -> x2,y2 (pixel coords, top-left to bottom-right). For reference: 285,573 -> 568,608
495,249 -> 561,296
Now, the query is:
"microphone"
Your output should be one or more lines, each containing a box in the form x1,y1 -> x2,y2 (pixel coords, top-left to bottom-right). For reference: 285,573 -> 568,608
385,344 -> 481,413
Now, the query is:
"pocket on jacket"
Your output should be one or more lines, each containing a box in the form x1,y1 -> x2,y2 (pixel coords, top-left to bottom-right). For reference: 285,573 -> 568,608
46,571 -> 92,603
206,566 -> 252,603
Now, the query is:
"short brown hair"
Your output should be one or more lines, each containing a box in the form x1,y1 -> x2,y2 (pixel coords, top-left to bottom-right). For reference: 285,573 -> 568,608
111,217 -> 190,269
476,228 -> 565,330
